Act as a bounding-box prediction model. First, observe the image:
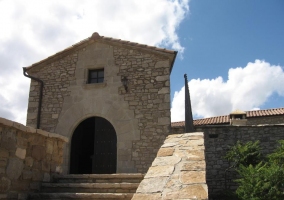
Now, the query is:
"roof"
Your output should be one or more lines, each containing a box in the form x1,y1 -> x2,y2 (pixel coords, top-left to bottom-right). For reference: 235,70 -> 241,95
246,108 -> 284,117
24,32 -> 177,72
171,107 -> 284,127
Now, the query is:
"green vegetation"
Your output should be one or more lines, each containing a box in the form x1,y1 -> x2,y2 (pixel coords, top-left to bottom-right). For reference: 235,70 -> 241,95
224,140 -> 284,200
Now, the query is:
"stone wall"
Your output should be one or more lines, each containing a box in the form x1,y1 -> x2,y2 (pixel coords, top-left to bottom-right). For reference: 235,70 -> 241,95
0,117 -> 68,199
25,38 -> 173,173
246,115 -> 284,125
26,53 -> 77,132
133,132 -> 208,200
114,46 -> 172,173
173,125 -> 284,199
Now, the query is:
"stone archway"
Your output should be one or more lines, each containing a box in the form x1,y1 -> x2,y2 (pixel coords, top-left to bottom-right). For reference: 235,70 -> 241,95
69,117 -> 117,174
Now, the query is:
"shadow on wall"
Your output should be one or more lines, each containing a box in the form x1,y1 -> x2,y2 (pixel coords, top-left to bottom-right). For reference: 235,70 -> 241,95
0,117 -> 68,199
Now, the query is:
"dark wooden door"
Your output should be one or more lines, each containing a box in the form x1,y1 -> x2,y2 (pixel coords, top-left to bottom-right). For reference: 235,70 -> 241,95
70,117 -> 117,174
92,117 -> 117,174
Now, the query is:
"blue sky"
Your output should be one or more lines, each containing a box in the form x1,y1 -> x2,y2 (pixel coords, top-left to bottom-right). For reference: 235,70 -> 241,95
0,0 -> 283,124
171,0 -> 284,121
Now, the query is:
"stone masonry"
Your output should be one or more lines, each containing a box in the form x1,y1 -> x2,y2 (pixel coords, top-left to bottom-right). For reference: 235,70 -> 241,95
246,115 -> 284,125
172,124 -> 284,198
27,53 -> 77,132
132,132 -> 208,200
25,33 -> 176,174
114,46 -> 172,173
0,117 -> 68,199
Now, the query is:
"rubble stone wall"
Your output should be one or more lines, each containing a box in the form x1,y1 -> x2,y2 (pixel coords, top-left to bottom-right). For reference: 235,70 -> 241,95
133,132 -> 208,200
114,46 -> 172,173
246,115 -> 284,125
0,117 -> 68,199
173,125 -> 284,198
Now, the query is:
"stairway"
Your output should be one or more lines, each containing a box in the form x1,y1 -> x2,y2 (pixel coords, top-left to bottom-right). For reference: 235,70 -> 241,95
29,173 -> 144,200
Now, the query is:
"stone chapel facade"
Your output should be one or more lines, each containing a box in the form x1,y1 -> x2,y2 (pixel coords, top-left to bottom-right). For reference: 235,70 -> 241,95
24,32 -> 177,174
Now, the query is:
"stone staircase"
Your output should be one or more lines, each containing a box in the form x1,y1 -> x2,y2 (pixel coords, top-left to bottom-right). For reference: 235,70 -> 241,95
29,173 -> 144,200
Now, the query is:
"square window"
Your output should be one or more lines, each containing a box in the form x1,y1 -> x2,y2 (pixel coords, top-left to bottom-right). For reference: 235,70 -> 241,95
88,69 -> 104,83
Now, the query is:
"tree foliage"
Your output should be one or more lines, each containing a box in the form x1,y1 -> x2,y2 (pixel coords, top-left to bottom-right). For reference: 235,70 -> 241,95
224,140 -> 284,200
225,140 -> 262,168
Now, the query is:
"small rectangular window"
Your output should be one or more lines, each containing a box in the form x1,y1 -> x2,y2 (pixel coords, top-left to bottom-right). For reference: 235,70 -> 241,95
88,69 -> 104,83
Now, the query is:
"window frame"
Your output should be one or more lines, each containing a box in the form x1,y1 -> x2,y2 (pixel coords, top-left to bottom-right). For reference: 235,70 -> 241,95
88,69 -> 104,84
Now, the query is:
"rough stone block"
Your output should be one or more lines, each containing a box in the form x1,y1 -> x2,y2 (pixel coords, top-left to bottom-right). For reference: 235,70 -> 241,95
36,129 -> 49,137
145,165 -> 174,178
0,158 -> 7,167
180,171 -> 206,184
6,158 -> 24,180
17,137 -> 28,148
164,184 -> 208,200
155,75 -> 168,82
181,161 -> 206,171
0,148 -> 9,158
137,177 -> 168,193
0,177 -> 11,192
0,137 -> 16,151
158,87 -> 169,94
0,117 -> 13,127
25,157 -> 34,168
15,148 -> 26,159
31,145 -> 46,161
22,170 -> 33,180
155,60 -> 168,68
26,126 -> 36,133
27,113 -> 37,120
12,122 -> 27,132
158,117 -> 170,125
42,161 -> 50,172
45,139 -> 53,154
152,156 -> 181,166
157,148 -> 174,157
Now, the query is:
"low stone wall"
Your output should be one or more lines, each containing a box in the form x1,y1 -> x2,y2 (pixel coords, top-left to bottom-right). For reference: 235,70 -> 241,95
132,132 -> 208,200
171,125 -> 284,198
200,125 -> 284,199
0,117 -> 68,199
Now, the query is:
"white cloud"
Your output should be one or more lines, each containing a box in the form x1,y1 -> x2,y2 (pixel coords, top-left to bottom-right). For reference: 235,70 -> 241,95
0,0 -> 189,124
171,60 -> 284,122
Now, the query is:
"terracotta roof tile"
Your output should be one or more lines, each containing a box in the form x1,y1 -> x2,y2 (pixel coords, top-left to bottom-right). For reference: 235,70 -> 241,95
25,32 -> 177,70
246,108 -> 284,117
171,107 -> 284,127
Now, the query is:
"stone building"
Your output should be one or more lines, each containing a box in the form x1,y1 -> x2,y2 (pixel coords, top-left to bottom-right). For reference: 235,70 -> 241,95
23,32 -> 177,174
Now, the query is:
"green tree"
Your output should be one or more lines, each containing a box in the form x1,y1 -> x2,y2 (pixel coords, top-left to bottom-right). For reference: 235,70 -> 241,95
224,140 -> 284,200
225,140 -> 262,168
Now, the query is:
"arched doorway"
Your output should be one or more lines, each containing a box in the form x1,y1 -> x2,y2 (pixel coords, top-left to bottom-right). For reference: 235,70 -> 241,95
70,117 -> 117,174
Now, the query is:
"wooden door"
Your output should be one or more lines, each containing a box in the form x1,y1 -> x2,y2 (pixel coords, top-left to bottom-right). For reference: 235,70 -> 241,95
70,117 -> 117,174
92,117 -> 117,174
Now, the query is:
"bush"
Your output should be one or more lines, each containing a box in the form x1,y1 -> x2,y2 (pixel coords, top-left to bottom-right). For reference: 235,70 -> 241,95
224,140 -> 284,200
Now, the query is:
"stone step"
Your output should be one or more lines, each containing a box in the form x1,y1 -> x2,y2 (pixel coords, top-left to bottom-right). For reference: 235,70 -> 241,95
53,173 -> 144,183
41,182 -> 140,193
29,192 -> 134,200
